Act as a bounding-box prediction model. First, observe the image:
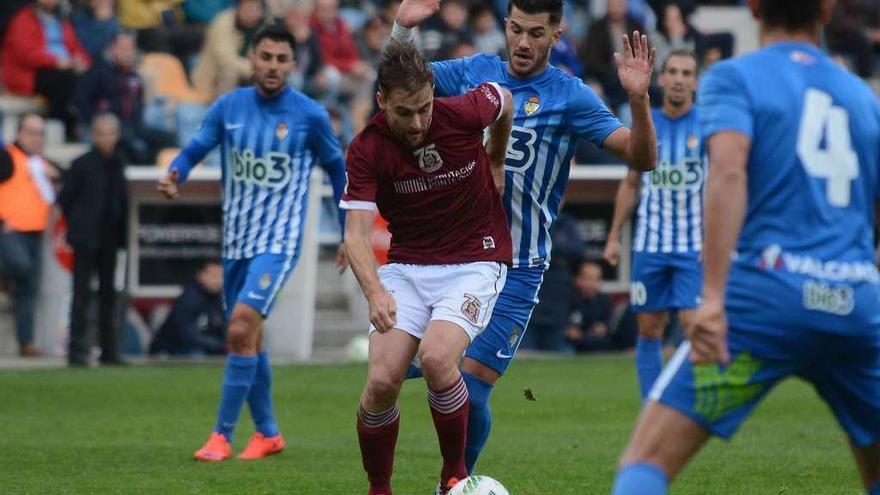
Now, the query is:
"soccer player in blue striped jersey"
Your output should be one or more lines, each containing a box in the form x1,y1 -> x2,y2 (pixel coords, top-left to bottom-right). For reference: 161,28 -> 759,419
393,0 -> 657,474
612,1 -> 880,494
158,23 -> 348,462
604,50 -> 704,400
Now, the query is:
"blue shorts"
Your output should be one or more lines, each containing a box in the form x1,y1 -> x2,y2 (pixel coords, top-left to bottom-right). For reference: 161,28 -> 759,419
222,253 -> 298,320
464,266 -> 544,375
630,251 -> 702,313
651,327 -> 880,447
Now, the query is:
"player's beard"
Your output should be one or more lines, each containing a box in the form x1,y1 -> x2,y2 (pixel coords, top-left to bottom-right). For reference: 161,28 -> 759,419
509,48 -> 549,79
255,72 -> 285,98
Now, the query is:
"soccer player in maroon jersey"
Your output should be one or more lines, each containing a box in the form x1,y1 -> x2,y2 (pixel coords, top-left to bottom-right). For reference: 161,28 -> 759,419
340,41 -> 514,495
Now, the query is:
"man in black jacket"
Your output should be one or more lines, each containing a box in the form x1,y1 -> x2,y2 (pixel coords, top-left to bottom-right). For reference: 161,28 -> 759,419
57,113 -> 128,367
74,31 -> 177,164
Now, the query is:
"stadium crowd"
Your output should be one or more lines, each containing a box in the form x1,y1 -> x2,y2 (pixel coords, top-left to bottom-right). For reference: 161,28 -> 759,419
0,0 -> 878,361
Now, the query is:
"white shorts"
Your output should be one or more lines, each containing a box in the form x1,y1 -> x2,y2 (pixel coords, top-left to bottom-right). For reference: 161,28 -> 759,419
370,262 -> 508,341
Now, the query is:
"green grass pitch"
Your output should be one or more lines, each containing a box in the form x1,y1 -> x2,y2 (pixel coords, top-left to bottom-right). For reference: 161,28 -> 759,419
0,356 -> 864,494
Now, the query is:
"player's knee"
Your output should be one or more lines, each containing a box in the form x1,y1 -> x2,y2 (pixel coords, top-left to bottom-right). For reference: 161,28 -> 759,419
418,347 -> 456,384
227,312 -> 259,352
638,315 -> 667,339
365,370 -> 404,405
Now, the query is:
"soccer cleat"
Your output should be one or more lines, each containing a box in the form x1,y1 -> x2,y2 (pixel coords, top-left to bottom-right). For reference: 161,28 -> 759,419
435,477 -> 461,495
193,432 -> 232,462
236,432 -> 285,460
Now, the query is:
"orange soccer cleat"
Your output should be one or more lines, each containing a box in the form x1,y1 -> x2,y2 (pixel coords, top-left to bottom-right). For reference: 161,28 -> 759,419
193,432 -> 232,462
236,432 -> 285,460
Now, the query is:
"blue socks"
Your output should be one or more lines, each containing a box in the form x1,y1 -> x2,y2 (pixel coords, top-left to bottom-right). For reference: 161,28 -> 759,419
247,351 -> 279,437
636,337 -> 663,399
869,481 -> 880,495
214,353 -> 259,442
612,463 -> 668,495
462,371 -> 494,474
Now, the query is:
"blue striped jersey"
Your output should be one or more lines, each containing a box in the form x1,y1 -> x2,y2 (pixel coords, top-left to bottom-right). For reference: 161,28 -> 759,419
431,54 -> 623,268
169,87 -> 346,260
633,107 -> 705,254
699,41 -> 880,335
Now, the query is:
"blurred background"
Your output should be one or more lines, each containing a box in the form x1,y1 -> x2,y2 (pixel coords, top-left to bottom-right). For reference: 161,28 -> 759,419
0,0 -> 877,365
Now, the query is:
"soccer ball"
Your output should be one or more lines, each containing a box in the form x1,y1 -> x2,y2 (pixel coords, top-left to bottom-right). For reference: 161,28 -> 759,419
448,475 -> 510,495
345,335 -> 370,362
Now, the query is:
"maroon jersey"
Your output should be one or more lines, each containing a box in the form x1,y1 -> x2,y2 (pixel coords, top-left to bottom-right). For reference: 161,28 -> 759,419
341,82 -> 512,266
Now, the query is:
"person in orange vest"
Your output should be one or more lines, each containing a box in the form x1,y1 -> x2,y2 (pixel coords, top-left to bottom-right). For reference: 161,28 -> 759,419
0,113 -> 60,357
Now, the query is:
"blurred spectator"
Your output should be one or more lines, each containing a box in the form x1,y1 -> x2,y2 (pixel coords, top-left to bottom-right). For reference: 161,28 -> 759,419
827,0 -> 880,78
550,18 -> 584,78
182,0 -> 234,24
58,114 -> 128,367
75,31 -> 178,163
419,0 -> 471,61
521,211 -> 585,354
653,1 -> 733,71
192,0 -> 266,100
310,0 -> 373,79
0,114 -> 60,358
580,0 -> 645,111
0,0 -> 31,42
149,260 -> 226,356
118,0 -> 203,69
71,0 -> 121,60
310,0 -> 375,128
285,0 -> 334,101
565,261 -> 617,352
356,15 -> 390,67
449,38 -> 477,59
2,0 -> 92,140
470,3 -> 505,56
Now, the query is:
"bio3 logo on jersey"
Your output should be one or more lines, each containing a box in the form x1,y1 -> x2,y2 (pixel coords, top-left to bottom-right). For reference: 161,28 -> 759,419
803,280 -> 854,316
505,126 -> 537,173
231,149 -> 292,189
649,158 -> 703,191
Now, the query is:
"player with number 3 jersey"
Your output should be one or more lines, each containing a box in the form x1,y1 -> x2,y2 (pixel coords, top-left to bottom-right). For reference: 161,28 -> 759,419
392,0 -> 657,474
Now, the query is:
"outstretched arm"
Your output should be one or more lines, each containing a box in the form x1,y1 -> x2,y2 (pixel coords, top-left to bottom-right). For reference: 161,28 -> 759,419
602,31 -> 657,172
344,209 -> 397,333
159,99 -> 225,198
603,169 -> 642,266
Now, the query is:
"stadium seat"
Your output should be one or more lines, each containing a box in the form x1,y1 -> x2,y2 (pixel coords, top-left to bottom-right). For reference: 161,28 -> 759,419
139,53 -> 211,105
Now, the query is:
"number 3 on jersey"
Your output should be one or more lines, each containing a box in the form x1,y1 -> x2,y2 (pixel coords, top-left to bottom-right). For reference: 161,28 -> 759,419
505,126 -> 537,173
796,88 -> 859,207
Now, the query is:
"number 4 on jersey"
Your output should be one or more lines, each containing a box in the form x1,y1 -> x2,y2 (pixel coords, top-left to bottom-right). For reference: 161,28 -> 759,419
796,88 -> 859,207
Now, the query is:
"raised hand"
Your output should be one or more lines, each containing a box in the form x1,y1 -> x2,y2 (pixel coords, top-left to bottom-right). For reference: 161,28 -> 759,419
396,0 -> 441,28
157,169 -> 180,199
614,31 -> 656,98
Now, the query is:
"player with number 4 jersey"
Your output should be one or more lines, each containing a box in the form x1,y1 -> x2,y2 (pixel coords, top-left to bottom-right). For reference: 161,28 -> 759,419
611,2 -> 880,494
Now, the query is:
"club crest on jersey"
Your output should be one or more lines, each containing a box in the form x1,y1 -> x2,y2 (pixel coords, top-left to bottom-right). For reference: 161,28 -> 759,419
687,134 -> 699,150
414,144 -> 443,173
483,236 -> 495,250
259,273 -> 272,290
461,293 -> 482,324
509,325 -> 523,347
275,122 -> 288,140
524,95 -> 540,116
